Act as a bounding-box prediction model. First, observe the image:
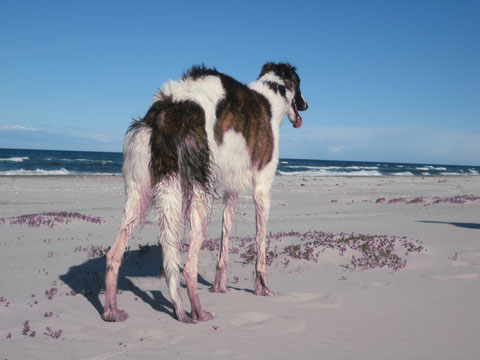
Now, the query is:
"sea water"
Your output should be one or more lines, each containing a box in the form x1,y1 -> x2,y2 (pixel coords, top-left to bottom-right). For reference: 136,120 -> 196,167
0,148 -> 478,177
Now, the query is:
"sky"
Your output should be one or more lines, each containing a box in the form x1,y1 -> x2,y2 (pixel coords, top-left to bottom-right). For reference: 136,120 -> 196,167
1,0 -> 479,165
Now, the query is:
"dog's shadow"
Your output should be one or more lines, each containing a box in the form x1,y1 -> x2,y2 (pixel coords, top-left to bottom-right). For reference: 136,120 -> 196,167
59,245 -> 213,320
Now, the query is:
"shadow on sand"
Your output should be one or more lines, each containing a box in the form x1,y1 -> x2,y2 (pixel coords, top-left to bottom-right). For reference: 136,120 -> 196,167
60,245 -> 211,320
418,220 -> 480,230
59,245 -> 253,320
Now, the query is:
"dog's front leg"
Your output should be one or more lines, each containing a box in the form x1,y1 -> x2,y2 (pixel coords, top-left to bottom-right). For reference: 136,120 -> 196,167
253,188 -> 275,296
211,192 -> 238,293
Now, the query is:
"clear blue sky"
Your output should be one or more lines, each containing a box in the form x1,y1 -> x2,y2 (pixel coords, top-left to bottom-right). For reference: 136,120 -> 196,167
1,0 -> 479,165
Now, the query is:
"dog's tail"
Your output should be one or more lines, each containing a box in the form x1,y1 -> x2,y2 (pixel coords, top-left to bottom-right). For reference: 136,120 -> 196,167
130,97 -> 214,321
121,122 -> 153,226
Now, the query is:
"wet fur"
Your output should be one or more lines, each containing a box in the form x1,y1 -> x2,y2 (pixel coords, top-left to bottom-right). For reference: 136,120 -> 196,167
103,63 -> 307,323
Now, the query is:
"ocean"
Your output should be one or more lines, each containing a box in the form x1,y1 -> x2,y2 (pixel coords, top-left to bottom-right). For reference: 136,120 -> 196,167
0,148 -> 479,177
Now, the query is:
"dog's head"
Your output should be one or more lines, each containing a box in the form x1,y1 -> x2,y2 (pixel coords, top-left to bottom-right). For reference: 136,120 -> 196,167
259,62 -> 308,128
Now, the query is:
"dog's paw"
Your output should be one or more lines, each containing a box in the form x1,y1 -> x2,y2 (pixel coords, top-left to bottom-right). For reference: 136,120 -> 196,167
254,285 -> 276,296
210,284 -> 228,293
192,310 -> 214,321
102,308 -> 129,322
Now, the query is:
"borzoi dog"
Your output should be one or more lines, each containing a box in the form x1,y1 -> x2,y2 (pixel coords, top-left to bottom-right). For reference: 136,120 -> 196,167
102,63 -> 308,322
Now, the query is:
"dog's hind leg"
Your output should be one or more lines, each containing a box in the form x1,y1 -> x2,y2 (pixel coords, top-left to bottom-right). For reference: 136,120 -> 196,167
253,186 -> 275,296
183,186 -> 214,321
211,192 -> 238,293
153,176 -> 192,322
103,125 -> 152,322
103,210 -> 139,321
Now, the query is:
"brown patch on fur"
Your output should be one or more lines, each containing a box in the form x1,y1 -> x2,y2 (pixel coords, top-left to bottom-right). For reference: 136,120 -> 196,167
139,98 -> 212,194
214,75 -> 274,170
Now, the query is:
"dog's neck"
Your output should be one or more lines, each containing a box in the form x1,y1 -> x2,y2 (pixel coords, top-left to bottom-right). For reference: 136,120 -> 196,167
262,80 -> 286,98
257,72 -> 287,98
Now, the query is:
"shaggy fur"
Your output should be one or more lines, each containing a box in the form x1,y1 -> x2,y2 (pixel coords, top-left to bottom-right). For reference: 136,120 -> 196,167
102,62 -> 308,322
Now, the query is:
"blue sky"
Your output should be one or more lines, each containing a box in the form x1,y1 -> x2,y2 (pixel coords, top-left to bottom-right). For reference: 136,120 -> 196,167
1,0 -> 479,165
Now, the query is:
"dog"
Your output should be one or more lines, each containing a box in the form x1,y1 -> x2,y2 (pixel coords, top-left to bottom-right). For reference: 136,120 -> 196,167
102,62 -> 308,322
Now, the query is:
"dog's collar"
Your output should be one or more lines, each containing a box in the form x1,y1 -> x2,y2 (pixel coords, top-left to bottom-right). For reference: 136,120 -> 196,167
263,81 -> 286,98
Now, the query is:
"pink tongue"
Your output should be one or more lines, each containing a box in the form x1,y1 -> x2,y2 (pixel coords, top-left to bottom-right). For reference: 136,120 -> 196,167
293,102 -> 302,128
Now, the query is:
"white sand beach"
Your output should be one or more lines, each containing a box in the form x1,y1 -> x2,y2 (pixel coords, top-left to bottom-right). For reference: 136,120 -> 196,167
1,175 -> 479,359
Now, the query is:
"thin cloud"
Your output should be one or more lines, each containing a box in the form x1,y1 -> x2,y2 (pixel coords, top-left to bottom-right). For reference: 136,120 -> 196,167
0,125 -> 39,131
92,134 -> 110,143
0,126 -> 120,152
280,125 -> 480,165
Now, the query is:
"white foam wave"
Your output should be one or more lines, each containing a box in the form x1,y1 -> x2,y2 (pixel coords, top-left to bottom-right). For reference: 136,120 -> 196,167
44,158 -> 113,164
0,168 -> 71,176
440,172 -> 463,176
0,168 -> 120,176
416,166 -> 447,171
345,166 -> 379,170
284,165 -> 379,171
278,169 -> 383,177
392,172 -> 414,176
0,156 -> 29,162
285,165 -> 342,170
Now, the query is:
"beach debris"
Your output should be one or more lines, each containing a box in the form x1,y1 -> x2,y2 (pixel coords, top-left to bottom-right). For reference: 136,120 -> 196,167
449,252 -> 458,261
388,198 -> 406,204
87,245 -> 111,259
0,211 -> 103,228
407,197 -> 426,204
45,288 -> 58,300
184,230 -> 426,272
44,327 -> 63,339
374,195 -> 479,205
433,195 -> 480,204
138,243 -> 151,255
22,321 -> 36,337
1,296 -> 10,307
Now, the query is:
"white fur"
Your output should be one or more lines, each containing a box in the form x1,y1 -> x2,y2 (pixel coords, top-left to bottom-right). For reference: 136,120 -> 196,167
152,176 -> 187,320
153,71 -> 290,193
122,126 -> 153,223
104,68 -> 302,322
155,76 -> 225,160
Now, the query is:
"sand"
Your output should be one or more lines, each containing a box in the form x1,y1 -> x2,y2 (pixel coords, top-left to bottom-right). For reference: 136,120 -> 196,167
1,175 -> 479,359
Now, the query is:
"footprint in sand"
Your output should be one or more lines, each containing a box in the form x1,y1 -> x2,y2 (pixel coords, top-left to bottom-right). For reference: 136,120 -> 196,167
368,281 -> 391,287
90,332 -> 185,359
229,311 -> 306,334
272,291 -> 344,309
430,273 -> 480,280
228,293 -> 343,334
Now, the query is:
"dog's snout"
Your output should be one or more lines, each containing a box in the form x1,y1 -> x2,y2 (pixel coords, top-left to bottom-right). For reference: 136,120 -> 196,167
294,94 -> 308,111
298,95 -> 308,111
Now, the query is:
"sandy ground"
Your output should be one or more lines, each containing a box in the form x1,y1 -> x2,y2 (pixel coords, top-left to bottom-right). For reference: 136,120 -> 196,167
0,175 -> 479,359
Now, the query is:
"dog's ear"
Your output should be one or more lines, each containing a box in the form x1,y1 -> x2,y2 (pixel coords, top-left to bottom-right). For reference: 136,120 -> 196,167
259,62 -> 277,78
259,62 -> 297,81
279,64 -> 295,80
